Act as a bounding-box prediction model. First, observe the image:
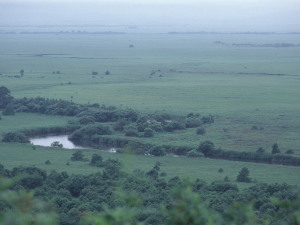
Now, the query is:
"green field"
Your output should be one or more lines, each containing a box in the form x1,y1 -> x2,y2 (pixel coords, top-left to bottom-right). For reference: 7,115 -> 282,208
1,33 -> 300,187
1,142 -> 299,187
1,33 -> 300,152
0,113 -> 69,136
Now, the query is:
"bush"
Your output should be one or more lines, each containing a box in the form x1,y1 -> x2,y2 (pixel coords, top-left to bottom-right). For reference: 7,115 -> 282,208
149,146 -> 166,156
90,154 -> 104,167
196,127 -> 206,135
197,141 -> 215,156
185,117 -> 202,128
71,150 -> 85,161
256,147 -> 265,153
124,124 -> 139,137
78,116 -> 95,125
2,132 -> 30,143
51,141 -> 63,148
186,150 -> 204,158
69,123 -> 113,144
285,149 -> 294,154
2,105 -> 15,115
163,121 -> 186,132
144,128 -> 154,137
201,115 -> 214,124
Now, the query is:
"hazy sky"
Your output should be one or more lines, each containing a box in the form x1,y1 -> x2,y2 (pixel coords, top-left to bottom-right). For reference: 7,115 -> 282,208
1,0 -> 300,32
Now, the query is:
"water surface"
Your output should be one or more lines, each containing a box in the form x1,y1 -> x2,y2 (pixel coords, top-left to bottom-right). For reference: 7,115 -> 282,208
30,135 -> 85,149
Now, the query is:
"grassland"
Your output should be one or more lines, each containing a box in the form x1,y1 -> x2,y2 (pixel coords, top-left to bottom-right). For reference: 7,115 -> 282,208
1,33 -> 299,152
1,142 -> 300,187
0,113 -> 69,136
0,32 -> 300,186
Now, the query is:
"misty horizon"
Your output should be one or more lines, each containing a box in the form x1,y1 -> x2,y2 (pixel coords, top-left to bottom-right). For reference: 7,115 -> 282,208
1,0 -> 300,33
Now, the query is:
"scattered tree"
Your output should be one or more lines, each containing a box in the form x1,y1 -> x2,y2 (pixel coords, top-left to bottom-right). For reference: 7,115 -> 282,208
256,147 -> 265,153
51,141 -> 63,148
19,69 -> 24,76
0,86 -> 13,108
272,143 -> 281,154
144,127 -> 154,137
71,150 -> 85,161
197,141 -> 215,156
196,127 -> 206,135
285,149 -> 294,154
149,146 -> 166,156
90,154 -> 103,167
236,167 -> 252,183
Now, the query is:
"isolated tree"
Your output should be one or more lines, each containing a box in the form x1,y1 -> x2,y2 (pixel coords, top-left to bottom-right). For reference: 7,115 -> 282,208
272,143 -> 281,154
236,167 -> 252,183
105,70 -> 110,75
19,69 -> 24,76
0,86 -> 13,108
71,150 -> 84,161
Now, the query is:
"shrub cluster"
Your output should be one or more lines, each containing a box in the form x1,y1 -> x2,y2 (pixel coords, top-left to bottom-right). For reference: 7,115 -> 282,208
1,163 -> 299,225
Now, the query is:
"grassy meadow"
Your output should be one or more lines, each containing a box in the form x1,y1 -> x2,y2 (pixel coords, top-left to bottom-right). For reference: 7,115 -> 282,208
0,113 -> 69,136
1,33 -> 299,152
0,32 -> 300,185
0,142 -> 299,187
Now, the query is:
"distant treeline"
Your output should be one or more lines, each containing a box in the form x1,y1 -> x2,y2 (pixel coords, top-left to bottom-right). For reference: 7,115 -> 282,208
197,142 -> 300,167
214,41 -> 300,48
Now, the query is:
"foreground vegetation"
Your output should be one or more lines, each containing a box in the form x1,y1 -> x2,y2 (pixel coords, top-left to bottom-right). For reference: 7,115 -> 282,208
1,163 -> 300,225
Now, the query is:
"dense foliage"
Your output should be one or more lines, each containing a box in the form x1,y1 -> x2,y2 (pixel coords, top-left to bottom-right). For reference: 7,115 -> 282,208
0,86 -> 13,109
0,163 -> 299,225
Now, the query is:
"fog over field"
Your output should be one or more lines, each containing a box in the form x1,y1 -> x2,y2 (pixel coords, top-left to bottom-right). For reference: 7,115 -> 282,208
1,0 -> 300,32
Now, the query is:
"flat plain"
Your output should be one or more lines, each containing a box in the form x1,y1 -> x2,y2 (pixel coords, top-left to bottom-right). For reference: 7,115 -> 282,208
1,33 -> 299,152
0,32 -> 300,185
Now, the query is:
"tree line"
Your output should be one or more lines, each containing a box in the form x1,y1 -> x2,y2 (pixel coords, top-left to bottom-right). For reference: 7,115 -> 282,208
1,86 -> 299,167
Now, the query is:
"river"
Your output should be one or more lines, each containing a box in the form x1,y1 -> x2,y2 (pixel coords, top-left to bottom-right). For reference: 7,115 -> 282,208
30,135 -> 86,149
30,135 -> 117,152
